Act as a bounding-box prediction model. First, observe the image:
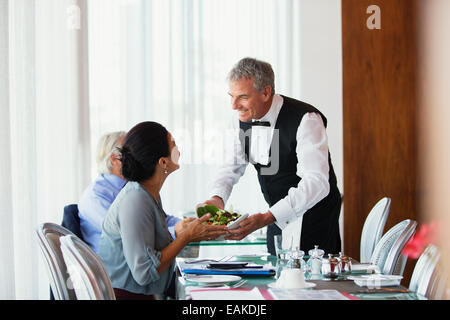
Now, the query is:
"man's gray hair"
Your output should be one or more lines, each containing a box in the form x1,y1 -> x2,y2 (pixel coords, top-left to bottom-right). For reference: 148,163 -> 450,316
96,131 -> 127,174
227,57 -> 275,96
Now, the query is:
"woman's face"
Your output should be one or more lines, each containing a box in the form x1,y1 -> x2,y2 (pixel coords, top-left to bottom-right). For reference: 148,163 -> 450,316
167,132 -> 180,173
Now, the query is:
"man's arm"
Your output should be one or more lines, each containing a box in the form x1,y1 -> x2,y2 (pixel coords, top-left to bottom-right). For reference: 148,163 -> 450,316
226,112 -> 330,240
204,116 -> 248,208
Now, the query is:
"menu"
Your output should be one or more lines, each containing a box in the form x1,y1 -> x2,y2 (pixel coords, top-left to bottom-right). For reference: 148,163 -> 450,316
267,289 -> 352,300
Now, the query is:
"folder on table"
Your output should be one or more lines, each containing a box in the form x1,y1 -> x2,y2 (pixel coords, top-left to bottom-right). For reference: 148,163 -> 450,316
177,261 -> 276,277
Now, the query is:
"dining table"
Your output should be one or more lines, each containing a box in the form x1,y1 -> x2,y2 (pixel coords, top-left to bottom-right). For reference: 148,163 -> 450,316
175,251 -> 426,301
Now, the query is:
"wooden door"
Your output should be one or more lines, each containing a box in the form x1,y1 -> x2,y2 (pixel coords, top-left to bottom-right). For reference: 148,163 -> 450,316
342,0 -> 419,285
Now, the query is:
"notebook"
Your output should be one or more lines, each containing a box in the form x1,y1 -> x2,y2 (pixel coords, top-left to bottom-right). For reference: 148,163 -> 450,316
178,260 -> 276,277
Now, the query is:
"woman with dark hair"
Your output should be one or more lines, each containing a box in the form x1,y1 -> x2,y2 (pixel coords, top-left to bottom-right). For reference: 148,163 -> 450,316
98,121 -> 228,300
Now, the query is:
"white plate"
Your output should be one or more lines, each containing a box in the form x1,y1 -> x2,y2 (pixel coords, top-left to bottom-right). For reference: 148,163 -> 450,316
184,275 -> 242,286
268,282 -> 316,289
213,213 -> 249,240
346,275 -> 403,281
347,275 -> 403,287
225,213 -> 249,230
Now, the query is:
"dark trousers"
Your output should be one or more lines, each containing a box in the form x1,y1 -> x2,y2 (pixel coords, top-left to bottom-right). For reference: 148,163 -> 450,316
113,288 -> 156,300
266,189 -> 342,256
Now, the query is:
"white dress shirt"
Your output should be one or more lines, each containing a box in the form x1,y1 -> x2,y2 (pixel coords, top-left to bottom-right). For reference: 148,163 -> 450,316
210,94 -> 330,236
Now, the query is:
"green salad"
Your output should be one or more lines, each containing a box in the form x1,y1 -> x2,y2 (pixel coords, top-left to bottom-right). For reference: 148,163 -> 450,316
196,204 -> 241,226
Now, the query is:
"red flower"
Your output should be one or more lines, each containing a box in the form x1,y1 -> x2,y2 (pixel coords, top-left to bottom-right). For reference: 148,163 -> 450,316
402,222 -> 438,259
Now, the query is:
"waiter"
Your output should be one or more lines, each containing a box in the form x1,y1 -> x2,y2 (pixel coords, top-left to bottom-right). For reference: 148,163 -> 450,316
203,57 -> 342,255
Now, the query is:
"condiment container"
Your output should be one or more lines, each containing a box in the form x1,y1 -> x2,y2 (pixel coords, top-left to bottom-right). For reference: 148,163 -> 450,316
287,247 -> 305,270
307,245 -> 325,275
321,253 -> 341,279
338,252 -> 352,273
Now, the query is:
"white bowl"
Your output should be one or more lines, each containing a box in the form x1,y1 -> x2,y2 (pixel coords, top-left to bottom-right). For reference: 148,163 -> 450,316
270,268 -> 316,289
195,204 -> 248,240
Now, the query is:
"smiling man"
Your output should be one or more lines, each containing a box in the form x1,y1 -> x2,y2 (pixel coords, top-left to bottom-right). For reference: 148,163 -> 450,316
203,57 -> 342,255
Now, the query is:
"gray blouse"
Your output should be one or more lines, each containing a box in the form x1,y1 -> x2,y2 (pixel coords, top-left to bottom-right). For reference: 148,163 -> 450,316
98,181 -> 174,295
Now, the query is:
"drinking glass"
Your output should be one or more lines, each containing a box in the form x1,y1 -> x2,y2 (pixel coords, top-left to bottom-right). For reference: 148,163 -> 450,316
274,235 -> 291,261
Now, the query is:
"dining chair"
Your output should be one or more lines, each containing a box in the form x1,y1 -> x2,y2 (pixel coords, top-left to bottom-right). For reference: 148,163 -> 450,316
409,244 -> 441,298
35,223 -> 78,300
370,219 -> 417,276
60,234 -> 116,300
360,197 -> 391,263
427,263 -> 449,300
382,219 -> 417,276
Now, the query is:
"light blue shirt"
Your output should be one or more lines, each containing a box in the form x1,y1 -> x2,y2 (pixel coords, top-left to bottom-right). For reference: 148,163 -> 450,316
78,173 -> 180,252
98,181 -> 174,295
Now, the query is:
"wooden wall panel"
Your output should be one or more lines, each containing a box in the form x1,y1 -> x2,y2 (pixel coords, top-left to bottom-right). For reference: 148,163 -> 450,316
342,0 -> 419,285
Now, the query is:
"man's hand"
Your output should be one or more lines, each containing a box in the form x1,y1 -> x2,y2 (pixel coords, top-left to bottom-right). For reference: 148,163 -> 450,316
203,196 -> 225,210
225,211 -> 275,240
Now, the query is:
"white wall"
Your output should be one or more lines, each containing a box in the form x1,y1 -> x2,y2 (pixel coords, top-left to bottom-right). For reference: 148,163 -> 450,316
299,0 -> 343,196
298,0 -> 344,247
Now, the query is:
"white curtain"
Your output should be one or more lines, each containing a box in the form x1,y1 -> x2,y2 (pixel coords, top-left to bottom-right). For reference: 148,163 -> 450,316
0,0 -> 336,300
1,0 -> 90,299
87,0 -> 302,217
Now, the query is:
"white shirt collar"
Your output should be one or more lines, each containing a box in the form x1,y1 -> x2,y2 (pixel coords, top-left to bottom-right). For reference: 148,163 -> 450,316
256,94 -> 284,126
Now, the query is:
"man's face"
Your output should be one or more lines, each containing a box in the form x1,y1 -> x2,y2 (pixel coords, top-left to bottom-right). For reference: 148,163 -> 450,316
228,78 -> 271,122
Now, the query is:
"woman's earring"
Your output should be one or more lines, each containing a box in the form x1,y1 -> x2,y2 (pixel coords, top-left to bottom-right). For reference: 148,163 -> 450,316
164,168 -> 168,174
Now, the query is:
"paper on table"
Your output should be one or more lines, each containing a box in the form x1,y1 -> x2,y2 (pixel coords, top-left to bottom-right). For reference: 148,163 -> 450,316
268,289 -> 350,300
189,287 -> 266,300
351,263 -> 380,274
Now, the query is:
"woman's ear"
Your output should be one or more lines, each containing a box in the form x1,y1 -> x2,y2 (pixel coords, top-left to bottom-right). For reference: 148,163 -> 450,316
158,157 -> 167,167
110,153 -> 120,166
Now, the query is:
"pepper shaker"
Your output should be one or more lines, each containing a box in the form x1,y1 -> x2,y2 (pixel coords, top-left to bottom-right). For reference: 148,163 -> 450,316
321,253 -> 341,279
338,252 -> 352,273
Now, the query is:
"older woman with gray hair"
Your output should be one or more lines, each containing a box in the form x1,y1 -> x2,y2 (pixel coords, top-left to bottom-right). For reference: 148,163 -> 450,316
78,131 -> 184,253
78,131 -> 128,252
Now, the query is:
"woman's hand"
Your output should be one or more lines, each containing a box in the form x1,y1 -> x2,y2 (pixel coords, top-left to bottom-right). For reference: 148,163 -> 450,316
158,214 -> 228,274
174,217 -> 195,237
179,214 -> 229,244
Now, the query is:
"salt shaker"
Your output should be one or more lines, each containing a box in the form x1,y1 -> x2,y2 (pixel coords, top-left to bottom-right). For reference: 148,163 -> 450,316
287,247 -> 305,269
338,252 -> 352,273
307,245 -> 324,275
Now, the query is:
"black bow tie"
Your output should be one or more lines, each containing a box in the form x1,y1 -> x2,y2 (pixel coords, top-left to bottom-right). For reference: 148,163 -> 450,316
250,121 -> 271,127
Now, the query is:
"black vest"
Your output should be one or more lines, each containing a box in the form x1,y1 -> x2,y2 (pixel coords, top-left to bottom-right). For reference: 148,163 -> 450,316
239,95 -> 341,254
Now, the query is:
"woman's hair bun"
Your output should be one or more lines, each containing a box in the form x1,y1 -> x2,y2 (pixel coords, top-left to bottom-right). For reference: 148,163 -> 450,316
119,145 -> 148,181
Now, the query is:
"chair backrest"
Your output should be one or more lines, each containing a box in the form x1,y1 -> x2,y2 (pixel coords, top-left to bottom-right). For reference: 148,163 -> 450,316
382,219 -> 417,275
427,262 -> 449,300
409,244 -> 441,297
360,197 -> 391,263
61,204 -> 84,241
35,223 -> 77,300
60,235 -> 115,300
370,219 -> 416,275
